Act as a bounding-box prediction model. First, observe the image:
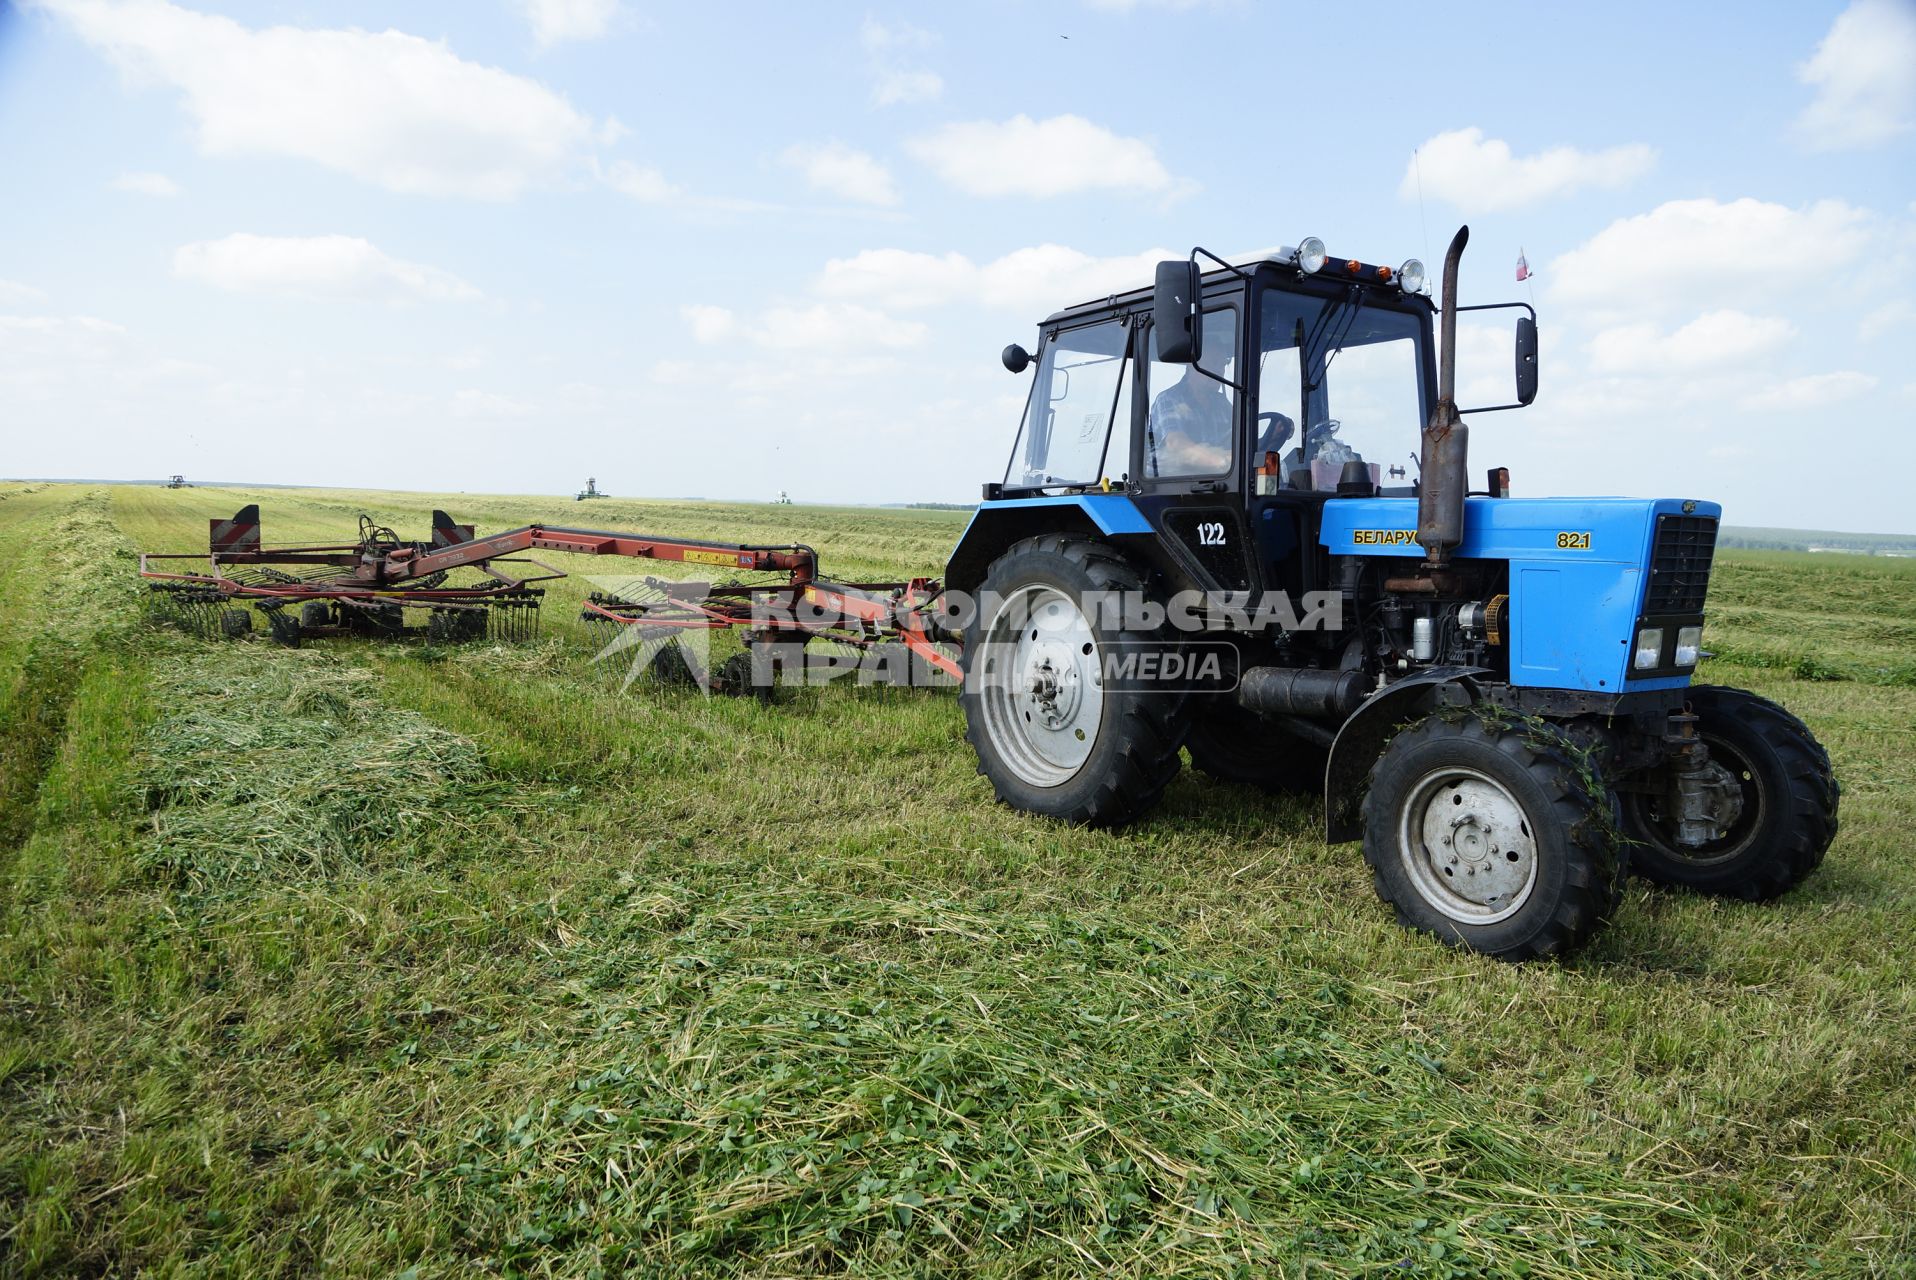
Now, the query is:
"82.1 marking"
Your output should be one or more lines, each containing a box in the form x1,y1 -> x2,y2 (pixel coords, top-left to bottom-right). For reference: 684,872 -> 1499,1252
1556,531 -> 1592,550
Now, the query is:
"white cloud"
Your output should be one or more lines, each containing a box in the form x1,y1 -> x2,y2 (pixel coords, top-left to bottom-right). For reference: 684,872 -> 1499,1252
1791,0 -> 1916,150
0,314 -> 127,342
0,279 -> 47,306
109,170 -> 179,196
816,243 -> 1172,312
1860,299 -> 1916,341
514,0 -> 620,47
861,18 -> 942,106
1739,370 -> 1879,411
860,17 -> 936,53
908,114 -> 1175,198
778,141 -> 899,206
872,69 -> 944,107
679,301 -> 924,352
1403,128 -> 1655,212
44,0 -> 605,199
599,159 -> 683,204
1587,310 -> 1795,374
1548,197 -> 1874,316
0,314 -> 137,401
682,304 -> 737,342
756,304 -> 924,351
172,233 -> 483,304
449,389 -> 538,418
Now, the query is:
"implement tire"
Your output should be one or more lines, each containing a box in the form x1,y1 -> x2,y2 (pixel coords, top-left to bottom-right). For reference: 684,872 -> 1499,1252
1620,685 -> 1838,900
1362,714 -> 1621,961
960,535 -> 1189,827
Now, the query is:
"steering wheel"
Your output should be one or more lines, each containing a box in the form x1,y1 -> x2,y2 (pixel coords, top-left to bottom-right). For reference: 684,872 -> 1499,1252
1255,412 -> 1295,454
1305,417 -> 1341,443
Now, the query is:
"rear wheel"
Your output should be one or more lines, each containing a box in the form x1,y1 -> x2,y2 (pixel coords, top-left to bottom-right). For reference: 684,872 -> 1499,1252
1620,686 -> 1838,899
961,536 -> 1189,827
1362,714 -> 1621,960
219,608 -> 253,639
1185,701 -> 1327,795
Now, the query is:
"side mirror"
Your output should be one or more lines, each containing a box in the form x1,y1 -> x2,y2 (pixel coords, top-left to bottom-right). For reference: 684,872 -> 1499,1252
1515,316 -> 1538,405
1152,259 -> 1202,364
1001,343 -> 1032,374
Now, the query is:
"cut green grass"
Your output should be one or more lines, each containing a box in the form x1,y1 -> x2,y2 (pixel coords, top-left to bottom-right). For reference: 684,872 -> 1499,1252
1,483 -> 1912,1277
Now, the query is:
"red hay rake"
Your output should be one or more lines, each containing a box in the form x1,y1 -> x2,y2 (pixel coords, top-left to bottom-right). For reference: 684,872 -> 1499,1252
141,505 -> 962,690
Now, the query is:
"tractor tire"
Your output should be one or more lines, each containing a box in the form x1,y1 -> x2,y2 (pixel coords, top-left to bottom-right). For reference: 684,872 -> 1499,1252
1186,701 -> 1327,795
1619,685 -> 1838,900
299,600 -> 332,629
960,535 -> 1190,827
1361,713 -> 1621,961
219,608 -> 253,639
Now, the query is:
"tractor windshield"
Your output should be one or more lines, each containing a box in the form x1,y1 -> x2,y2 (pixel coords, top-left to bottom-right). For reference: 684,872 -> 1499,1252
1003,319 -> 1132,490
1257,290 -> 1429,492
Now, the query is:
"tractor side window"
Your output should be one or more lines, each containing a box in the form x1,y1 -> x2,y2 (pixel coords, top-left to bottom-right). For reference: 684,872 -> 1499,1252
1145,308 -> 1237,479
1005,320 -> 1129,489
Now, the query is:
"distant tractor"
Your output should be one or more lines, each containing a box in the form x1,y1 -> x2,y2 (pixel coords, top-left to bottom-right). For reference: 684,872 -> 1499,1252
576,477 -> 608,501
166,474 -> 191,489
948,227 -> 1839,960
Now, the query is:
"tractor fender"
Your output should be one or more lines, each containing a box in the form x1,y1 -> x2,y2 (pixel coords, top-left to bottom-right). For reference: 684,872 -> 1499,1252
1323,665 -> 1494,844
944,495 -> 1155,598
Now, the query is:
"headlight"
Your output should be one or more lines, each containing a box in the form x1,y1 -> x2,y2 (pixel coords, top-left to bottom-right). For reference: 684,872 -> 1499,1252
1296,237 -> 1326,274
1633,627 -> 1664,670
1674,625 -> 1703,667
1398,258 -> 1426,294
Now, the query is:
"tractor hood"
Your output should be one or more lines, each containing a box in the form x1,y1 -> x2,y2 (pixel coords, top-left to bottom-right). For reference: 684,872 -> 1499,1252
1321,496 -> 1723,693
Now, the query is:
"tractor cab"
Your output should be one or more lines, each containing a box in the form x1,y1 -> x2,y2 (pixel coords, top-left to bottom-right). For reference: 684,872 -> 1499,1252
971,240 -> 1533,614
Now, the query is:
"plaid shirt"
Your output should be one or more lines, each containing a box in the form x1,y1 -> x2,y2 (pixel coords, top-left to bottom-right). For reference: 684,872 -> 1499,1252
1148,371 -> 1233,458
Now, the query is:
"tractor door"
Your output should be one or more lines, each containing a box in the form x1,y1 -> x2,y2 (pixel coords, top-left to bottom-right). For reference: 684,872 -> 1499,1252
1129,291 -> 1258,598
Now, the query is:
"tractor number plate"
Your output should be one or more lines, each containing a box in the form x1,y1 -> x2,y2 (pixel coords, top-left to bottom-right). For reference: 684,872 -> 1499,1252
1555,531 -> 1592,550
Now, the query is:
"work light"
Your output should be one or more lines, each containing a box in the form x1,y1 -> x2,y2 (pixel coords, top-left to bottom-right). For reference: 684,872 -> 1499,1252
1674,625 -> 1703,667
1633,628 -> 1664,670
1398,258 -> 1426,294
1296,237 -> 1326,274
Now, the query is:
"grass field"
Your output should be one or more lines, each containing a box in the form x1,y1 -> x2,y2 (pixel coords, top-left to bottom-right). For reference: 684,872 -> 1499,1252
2,481 -> 1913,1278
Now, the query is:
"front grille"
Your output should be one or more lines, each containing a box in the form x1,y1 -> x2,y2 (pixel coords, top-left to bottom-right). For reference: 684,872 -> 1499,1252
1645,514 -> 1717,613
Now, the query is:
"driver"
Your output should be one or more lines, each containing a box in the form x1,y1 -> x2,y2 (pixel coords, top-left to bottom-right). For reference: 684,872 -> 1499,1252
1149,351 -> 1234,474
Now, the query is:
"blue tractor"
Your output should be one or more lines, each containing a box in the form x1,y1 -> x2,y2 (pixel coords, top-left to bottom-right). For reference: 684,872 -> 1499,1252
946,227 -> 1839,960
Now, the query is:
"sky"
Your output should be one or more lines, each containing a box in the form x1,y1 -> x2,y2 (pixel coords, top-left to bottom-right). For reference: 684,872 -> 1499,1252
0,0 -> 1913,533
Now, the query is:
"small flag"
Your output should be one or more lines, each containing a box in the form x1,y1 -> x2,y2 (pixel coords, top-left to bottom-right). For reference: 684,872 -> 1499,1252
1515,249 -> 1531,282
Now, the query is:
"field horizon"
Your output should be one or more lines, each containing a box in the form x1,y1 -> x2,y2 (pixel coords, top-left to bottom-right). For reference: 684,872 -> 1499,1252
5,478 -> 1916,549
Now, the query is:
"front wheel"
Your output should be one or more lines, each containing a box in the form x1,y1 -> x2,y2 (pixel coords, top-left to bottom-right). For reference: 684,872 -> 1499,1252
960,536 -> 1189,827
1361,714 -> 1621,960
1619,685 -> 1838,899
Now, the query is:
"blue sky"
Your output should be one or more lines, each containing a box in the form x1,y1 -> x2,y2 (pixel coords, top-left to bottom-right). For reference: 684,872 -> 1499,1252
1,0 -> 1912,532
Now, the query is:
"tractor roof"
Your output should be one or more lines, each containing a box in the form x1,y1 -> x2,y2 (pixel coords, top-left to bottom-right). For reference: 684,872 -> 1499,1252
1039,246 -> 1433,328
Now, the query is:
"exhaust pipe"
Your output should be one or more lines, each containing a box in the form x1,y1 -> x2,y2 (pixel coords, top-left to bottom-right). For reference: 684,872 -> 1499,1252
1416,226 -> 1470,573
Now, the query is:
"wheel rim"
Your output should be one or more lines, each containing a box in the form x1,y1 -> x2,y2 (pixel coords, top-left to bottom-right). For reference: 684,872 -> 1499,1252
1622,734 -> 1765,865
1396,766 -> 1539,925
977,585 -> 1104,788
